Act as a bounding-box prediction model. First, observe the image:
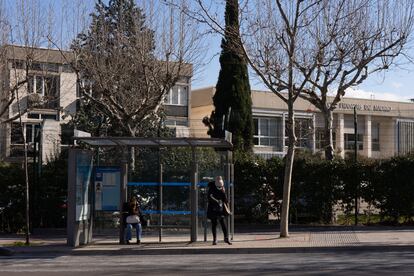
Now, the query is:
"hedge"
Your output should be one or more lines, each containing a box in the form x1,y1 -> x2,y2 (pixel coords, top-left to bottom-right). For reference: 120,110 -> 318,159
234,152 -> 414,224
1,150 -> 414,232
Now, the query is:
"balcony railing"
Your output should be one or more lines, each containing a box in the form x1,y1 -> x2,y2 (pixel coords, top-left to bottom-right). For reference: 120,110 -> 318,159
27,93 -> 59,110
9,144 -> 35,158
164,105 -> 188,117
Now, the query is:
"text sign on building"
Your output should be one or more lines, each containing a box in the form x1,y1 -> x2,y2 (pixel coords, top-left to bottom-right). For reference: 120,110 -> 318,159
94,167 -> 121,211
336,103 -> 392,112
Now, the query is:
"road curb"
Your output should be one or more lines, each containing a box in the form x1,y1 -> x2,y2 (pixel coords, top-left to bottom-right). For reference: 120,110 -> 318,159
9,244 -> 414,256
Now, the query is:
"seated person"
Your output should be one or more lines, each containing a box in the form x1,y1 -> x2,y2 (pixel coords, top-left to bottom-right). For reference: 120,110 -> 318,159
124,196 -> 142,244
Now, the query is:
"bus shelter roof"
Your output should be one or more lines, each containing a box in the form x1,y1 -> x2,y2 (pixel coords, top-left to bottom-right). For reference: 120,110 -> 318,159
74,137 -> 233,149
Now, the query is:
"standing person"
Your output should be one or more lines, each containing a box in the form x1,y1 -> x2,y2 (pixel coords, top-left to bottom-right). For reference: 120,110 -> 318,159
124,196 -> 142,244
207,176 -> 232,245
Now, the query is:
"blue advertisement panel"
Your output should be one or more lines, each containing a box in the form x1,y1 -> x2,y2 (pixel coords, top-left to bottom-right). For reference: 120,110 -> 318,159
95,167 -> 121,211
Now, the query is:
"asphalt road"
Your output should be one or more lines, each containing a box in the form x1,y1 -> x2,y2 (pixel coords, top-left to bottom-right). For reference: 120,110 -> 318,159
1,250 -> 414,275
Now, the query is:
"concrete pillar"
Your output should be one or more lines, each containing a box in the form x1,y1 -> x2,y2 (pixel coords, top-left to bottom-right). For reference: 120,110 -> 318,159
363,115 -> 372,158
67,149 -> 93,247
119,151 -> 128,244
190,147 -> 198,242
158,162 -> 163,242
41,120 -> 61,163
336,114 -> 345,158
224,151 -> 232,241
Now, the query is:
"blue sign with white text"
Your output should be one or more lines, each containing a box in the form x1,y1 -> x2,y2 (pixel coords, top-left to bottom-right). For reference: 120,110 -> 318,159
94,167 -> 121,211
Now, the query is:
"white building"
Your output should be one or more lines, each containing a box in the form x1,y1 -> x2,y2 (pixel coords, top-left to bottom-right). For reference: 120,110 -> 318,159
191,87 -> 414,159
0,45 -> 77,162
0,45 -> 192,163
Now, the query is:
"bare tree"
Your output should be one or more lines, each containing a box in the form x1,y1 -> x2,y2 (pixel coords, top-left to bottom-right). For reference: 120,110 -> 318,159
192,0 -> 323,237
242,0 -> 325,238
0,0 -> 59,244
295,0 -> 414,159
52,0 -> 203,170
191,0 -> 414,236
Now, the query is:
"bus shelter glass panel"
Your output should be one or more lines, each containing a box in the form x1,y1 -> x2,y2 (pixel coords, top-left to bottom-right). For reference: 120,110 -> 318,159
128,148 -> 161,229
91,148 -> 125,234
196,148 -> 232,240
160,147 -> 192,233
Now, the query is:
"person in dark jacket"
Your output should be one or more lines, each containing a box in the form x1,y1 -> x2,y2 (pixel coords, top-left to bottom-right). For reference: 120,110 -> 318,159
124,196 -> 142,244
207,176 -> 232,245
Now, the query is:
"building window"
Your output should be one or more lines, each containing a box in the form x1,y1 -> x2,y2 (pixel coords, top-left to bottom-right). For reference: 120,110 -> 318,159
11,123 -> 23,144
27,113 -> 40,119
11,60 -> 25,69
344,133 -> 363,150
25,124 -> 41,143
27,75 -> 60,109
164,85 -> 188,106
10,123 -> 40,157
371,123 -> 380,151
62,64 -> 73,73
315,128 -> 336,149
253,117 -> 283,150
396,120 -> 414,155
11,123 -> 40,144
29,62 -> 59,73
27,113 -> 58,120
285,117 -> 313,149
28,75 -> 59,97
41,114 -> 58,120
164,119 -> 188,127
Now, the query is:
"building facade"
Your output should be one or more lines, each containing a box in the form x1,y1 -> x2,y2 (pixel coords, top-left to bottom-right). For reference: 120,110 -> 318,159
0,45 -> 192,163
191,87 -> 414,159
0,45 -> 77,163
163,75 -> 192,137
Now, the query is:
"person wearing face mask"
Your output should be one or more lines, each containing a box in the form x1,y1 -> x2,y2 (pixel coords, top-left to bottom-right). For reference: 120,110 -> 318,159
207,176 -> 232,245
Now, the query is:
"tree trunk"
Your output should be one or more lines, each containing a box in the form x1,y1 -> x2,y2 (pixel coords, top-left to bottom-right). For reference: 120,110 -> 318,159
323,109 -> 334,160
130,147 -> 135,172
15,87 -> 30,245
23,136 -> 30,245
128,130 -> 136,172
280,101 -> 295,238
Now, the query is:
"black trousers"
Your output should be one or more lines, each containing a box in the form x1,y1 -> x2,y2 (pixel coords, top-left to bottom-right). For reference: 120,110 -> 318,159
211,217 -> 228,241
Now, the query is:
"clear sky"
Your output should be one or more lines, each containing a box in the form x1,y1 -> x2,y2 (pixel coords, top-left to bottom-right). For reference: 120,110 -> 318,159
4,0 -> 413,102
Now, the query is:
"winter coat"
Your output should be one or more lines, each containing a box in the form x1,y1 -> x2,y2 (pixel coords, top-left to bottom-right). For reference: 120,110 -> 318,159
122,202 -> 141,225
207,181 -> 229,220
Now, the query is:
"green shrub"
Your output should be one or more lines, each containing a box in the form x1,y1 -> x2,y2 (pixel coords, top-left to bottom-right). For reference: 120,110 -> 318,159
0,162 -> 26,233
371,156 -> 414,223
233,152 -> 414,225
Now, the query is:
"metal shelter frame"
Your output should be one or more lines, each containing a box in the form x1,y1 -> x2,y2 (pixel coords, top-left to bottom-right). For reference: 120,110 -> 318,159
71,136 -> 233,245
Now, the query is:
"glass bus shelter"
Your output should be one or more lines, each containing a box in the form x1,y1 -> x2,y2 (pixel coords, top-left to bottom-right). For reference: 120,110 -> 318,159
67,137 -> 233,247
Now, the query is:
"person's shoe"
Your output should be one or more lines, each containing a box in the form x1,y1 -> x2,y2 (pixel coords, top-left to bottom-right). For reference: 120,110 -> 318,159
136,239 -> 141,245
212,240 -> 217,245
224,238 -> 232,245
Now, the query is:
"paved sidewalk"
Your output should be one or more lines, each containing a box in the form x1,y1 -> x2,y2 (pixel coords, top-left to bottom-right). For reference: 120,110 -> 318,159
1,227 -> 414,256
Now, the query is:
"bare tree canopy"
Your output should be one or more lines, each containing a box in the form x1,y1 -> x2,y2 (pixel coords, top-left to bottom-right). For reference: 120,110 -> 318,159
191,0 -> 325,238
191,0 -> 414,236
294,0 -> 414,158
68,0 -> 202,138
0,0 -> 60,245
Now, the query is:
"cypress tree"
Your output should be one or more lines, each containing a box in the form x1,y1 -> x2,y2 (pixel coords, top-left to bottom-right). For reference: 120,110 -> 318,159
208,0 -> 253,151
